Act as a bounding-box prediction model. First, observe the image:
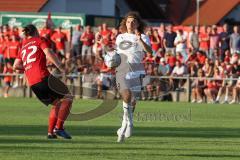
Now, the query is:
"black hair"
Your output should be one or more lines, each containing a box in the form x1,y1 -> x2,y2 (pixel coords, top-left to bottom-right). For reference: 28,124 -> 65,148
22,24 -> 38,37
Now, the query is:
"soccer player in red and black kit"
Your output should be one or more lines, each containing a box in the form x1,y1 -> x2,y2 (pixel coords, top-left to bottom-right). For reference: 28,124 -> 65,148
13,24 -> 73,139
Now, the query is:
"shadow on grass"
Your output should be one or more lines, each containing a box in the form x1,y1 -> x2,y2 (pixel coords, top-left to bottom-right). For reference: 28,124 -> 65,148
1,145 -> 240,159
1,125 -> 240,138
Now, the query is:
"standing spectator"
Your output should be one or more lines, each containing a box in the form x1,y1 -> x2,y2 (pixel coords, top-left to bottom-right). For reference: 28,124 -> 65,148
209,25 -> 219,60
51,26 -> 68,58
230,25 -> 240,55
80,25 -> 95,65
189,25 -> 199,53
8,35 -> 20,63
158,23 -> 165,44
71,25 -> 83,62
0,35 -> 4,72
150,28 -> 162,56
2,35 -> 11,61
110,27 -> 119,44
3,61 -> 13,98
163,24 -> 176,55
101,23 -> 112,47
93,25 -> 103,61
40,25 -> 52,38
219,24 -> 230,61
199,26 -> 210,57
174,29 -> 188,62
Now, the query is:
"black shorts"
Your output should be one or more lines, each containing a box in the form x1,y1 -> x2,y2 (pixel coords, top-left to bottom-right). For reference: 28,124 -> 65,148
31,75 -> 70,106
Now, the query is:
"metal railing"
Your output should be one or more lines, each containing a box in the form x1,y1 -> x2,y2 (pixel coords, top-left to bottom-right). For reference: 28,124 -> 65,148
0,73 -> 239,102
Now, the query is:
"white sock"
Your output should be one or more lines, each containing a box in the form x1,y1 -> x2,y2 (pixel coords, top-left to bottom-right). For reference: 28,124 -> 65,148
224,95 -> 228,101
124,101 -> 134,138
118,102 -> 130,136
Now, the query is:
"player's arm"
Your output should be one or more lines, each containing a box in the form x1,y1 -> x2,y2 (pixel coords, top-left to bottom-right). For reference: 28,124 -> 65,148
13,59 -> 24,71
136,31 -> 152,54
43,48 -> 65,72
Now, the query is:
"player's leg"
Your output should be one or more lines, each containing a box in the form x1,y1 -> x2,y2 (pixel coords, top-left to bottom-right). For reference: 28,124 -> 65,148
117,89 -> 133,142
47,76 -> 73,139
47,100 -> 60,139
53,94 -> 73,139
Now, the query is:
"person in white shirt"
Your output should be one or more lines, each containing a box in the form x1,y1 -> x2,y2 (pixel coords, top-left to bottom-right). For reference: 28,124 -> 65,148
115,12 -> 152,142
174,29 -> 188,62
170,60 -> 187,89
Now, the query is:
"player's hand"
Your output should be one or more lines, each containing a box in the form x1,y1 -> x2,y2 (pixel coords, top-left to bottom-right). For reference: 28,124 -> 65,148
135,29 -> 142,41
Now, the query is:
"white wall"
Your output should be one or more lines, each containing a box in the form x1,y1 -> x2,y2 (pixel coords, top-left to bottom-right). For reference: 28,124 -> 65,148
41,0 -> 116,16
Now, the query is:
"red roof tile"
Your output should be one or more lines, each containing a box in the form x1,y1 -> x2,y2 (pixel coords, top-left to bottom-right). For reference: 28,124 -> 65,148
182,0 -> 240,25
0,0 -> 48,12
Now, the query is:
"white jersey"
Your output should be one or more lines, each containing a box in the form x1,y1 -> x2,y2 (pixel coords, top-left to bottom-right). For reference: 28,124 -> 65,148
115,33 -> 151,92
116,33 -> 151,64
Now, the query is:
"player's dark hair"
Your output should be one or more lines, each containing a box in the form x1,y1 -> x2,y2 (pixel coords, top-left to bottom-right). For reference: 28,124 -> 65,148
119,11 -> 146,33
22,24 -> 38,37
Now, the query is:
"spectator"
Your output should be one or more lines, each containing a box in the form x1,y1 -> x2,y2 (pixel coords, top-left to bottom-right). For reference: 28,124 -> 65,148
191,68 -> 206,103
230,25 -> 240,55
209,25 -> 219,60
202,58 -> 214,77
215,68 -> 237,104
189,25 -> 199,53
219,23 -> 230,61
93,25 -> 103,61
80,25 -> 95,65
204,68 -> 221,103
150,28 -> 162,57
163,24 -> 176,55
174,29 -> 188,62
229,77 -> 240,104
199,25 -> 210,57
170,60 -> 187,89
3,61 -> 13,98
51,26 -> 68,58
158,58 -> 170,76
71,24 -> 83,62
8,35 -> 20,64
100,23 -> 112,47
196,50 -> 206,66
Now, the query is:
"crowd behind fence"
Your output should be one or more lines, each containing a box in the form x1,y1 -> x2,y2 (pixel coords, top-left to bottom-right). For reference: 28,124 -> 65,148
0,73 -> 239,104
0,22 -> 239,103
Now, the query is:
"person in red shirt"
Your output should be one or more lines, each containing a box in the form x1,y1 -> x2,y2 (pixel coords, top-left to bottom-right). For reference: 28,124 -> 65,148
150,29 -> 162,56
13,24 -> 73,139
80,25 -> 95,65
165,52 -> 176,70
199,26 -> 210,56
8,35 -> 20,62
40,25 -> 52,38
196,50 -> 206,66
3,61 -> 13,98
2,35 -> 11,62
100,23 -> 112,47
51,26 -> 67,58
0,35 -> 5,69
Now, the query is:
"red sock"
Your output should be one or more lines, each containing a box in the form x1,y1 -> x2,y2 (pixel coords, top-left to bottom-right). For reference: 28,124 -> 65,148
48,105 -> 60,134
56,99 -> 72,130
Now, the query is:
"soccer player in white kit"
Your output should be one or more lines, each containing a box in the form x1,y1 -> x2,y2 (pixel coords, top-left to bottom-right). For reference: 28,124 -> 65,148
115,12 -> 152,142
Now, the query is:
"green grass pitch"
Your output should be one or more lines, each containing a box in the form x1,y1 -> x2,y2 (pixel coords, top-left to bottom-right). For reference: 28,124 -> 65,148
0,97 -> 240,160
